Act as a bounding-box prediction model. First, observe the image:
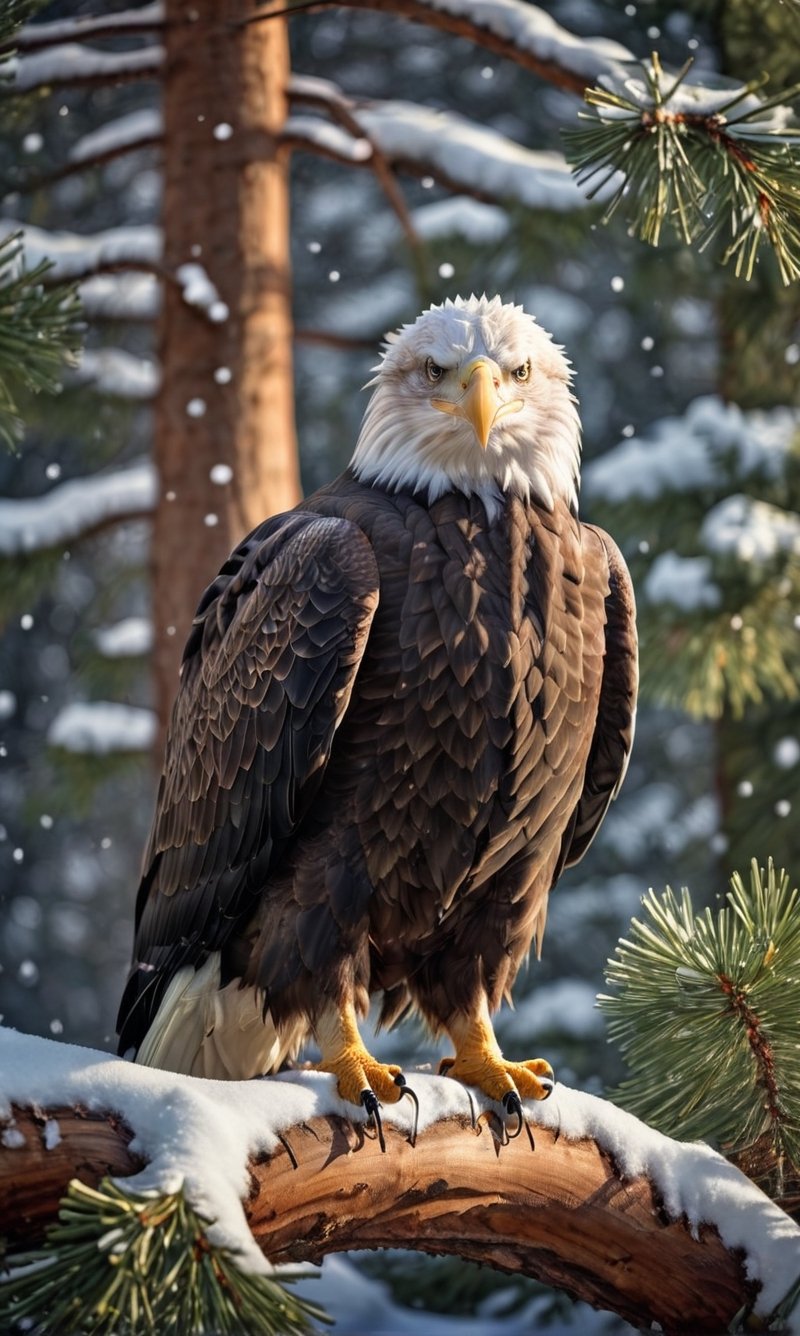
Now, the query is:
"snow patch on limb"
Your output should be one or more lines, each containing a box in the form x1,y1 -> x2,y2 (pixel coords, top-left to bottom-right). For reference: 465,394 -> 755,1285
0,460 -> 156,555
357,100 -> 588,210
71,348 -> 159,400
411,196 -> 510,243
584,396 -> 800,503
644,552 -> 722,611
283,115 -> 373,163
69,109 -> 163,164
412,0 -> 631,83
3,221 -> 162,282
47,702 -> 157,755
16,4 -> 164,49
529,1082 -> 800,1315
701,495 -> 800,563
7,43 -> 163,92
94,617 -> 154,659
0,1025 -> 798,1312
79,272 -> 160,320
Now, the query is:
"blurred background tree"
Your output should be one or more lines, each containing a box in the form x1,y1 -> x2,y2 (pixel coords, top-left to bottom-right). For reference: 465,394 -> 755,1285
0,0 -> 798,1330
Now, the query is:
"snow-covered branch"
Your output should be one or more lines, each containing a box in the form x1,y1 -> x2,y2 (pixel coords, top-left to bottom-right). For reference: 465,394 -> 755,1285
9,5 -> 164,53
2,221 -> 162,283
47,702 -> 157,755
0,1028 -> 797,1335
5,43 -> 163,94
256,0 -> 631,95
0,461 -> 156,556
285,80 -> 592,211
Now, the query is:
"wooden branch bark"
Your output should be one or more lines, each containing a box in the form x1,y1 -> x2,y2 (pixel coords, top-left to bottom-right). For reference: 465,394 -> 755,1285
1,1103 -> 760,1335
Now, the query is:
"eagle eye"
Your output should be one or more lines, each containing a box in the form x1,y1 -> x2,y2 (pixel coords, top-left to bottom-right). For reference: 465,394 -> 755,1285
425,358 -> 445,384
513,361 -> 531,383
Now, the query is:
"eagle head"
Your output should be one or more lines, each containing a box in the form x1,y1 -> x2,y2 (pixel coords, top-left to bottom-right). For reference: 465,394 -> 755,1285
351,294 -> 582,515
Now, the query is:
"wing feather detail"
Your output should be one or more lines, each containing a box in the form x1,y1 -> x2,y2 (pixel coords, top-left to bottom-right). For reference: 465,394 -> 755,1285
561,523 -> 638,870
117,511 -> 379,1053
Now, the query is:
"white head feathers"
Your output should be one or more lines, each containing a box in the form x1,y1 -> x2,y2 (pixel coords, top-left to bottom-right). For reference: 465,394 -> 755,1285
351,294 -> 582,516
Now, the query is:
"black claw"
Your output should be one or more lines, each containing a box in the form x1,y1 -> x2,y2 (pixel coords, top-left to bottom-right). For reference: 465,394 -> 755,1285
396,1078 -> 420,1147
463,1084 -> 478,1130
361,1089 -> 386,1153
538,1076 -> 555,1100
502,1090 -> 524,1139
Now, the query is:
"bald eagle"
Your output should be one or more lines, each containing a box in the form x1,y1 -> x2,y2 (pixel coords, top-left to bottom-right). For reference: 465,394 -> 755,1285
118,295 -> 637,1127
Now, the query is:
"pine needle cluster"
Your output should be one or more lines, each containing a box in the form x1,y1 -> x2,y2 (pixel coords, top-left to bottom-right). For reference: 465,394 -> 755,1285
566,54 -> 800,282
601,859 -> 800,1212
0,232 -> 82,448
0,1177 -> 328,1335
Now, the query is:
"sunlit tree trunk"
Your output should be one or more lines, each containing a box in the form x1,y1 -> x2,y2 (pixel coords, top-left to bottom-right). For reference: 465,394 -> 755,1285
153,0 -> 300,746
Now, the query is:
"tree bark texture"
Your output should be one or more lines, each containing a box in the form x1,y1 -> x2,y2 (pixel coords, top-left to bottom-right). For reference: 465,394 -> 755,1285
1,1105 -> 760,1335
153,0 -> 301,744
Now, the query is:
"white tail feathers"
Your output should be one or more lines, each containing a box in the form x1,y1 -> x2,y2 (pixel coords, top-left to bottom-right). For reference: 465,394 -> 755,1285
135,954 -> 304,1080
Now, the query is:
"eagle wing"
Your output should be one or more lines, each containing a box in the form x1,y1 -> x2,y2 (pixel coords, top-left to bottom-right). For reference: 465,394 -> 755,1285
561,523 -> 638,870
117,510 -> 379,1053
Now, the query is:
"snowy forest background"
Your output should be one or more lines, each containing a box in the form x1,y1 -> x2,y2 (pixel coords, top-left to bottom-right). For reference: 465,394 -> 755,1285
1,0 -> 799,1331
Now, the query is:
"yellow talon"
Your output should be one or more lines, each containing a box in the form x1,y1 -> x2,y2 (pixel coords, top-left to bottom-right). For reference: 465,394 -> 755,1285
315,1000 -> 404,1106
442,999 -> 554,1104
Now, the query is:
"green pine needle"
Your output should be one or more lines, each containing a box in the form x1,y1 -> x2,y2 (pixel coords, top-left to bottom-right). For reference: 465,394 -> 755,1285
565,54 -> 800,282
0,231 -> 83,449
0,1177 -> 330,1335
601,858 -> 800,1205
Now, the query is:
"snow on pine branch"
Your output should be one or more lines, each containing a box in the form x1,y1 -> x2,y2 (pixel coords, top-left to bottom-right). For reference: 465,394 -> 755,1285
359,100 -> 588,209
0,1025 -> 798,1312
70,348 -> 160,400
68,109 -> 163,165
79,273 -> 159,321
701,495 -> 800,564
418,0 -> 631,83
13,4 -> 163,51
6,43 -> 163,93
94,617 -> 153,658
584,396 -> 800,503
287,75 -> 591,211
283,116 -> 373,164
2,221 -> 161,282
644,553 -> 721,612
47,701 -> 157,755
0,460 -> 156,555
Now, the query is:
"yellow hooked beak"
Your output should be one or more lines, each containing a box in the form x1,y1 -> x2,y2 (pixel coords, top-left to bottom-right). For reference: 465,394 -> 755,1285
432,359 -> 523,449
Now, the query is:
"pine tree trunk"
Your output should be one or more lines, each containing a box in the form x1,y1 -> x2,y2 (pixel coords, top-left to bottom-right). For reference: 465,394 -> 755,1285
152,0 -> 300,746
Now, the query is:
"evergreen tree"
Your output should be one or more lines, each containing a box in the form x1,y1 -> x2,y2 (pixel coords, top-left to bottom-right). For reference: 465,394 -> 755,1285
0,0 -> 798,1330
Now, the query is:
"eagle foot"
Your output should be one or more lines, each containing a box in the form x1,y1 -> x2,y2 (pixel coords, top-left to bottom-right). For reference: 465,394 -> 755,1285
439,1052 -> 555,1107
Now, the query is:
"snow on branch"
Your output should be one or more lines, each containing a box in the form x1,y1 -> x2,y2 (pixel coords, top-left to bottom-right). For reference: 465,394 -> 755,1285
2,221 -> 162,283
68,109 -> 163,165
70,347 -> 160,399
47,701 -> 157,755
94,616 -> 153,658
286,76 -> 590,211
79,272 -> 160,321
0,460 -> 156,555
10,4 -> 163,52
6,42 -> 163,94
262,0 -> 631,95
584,396 -> 800,504
0,1027 -> 798,1334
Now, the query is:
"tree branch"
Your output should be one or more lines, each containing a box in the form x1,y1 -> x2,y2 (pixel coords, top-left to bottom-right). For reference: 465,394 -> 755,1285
5,4 -> 164,54
0,1100 -> 779,1334
250,0 -> 631,95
